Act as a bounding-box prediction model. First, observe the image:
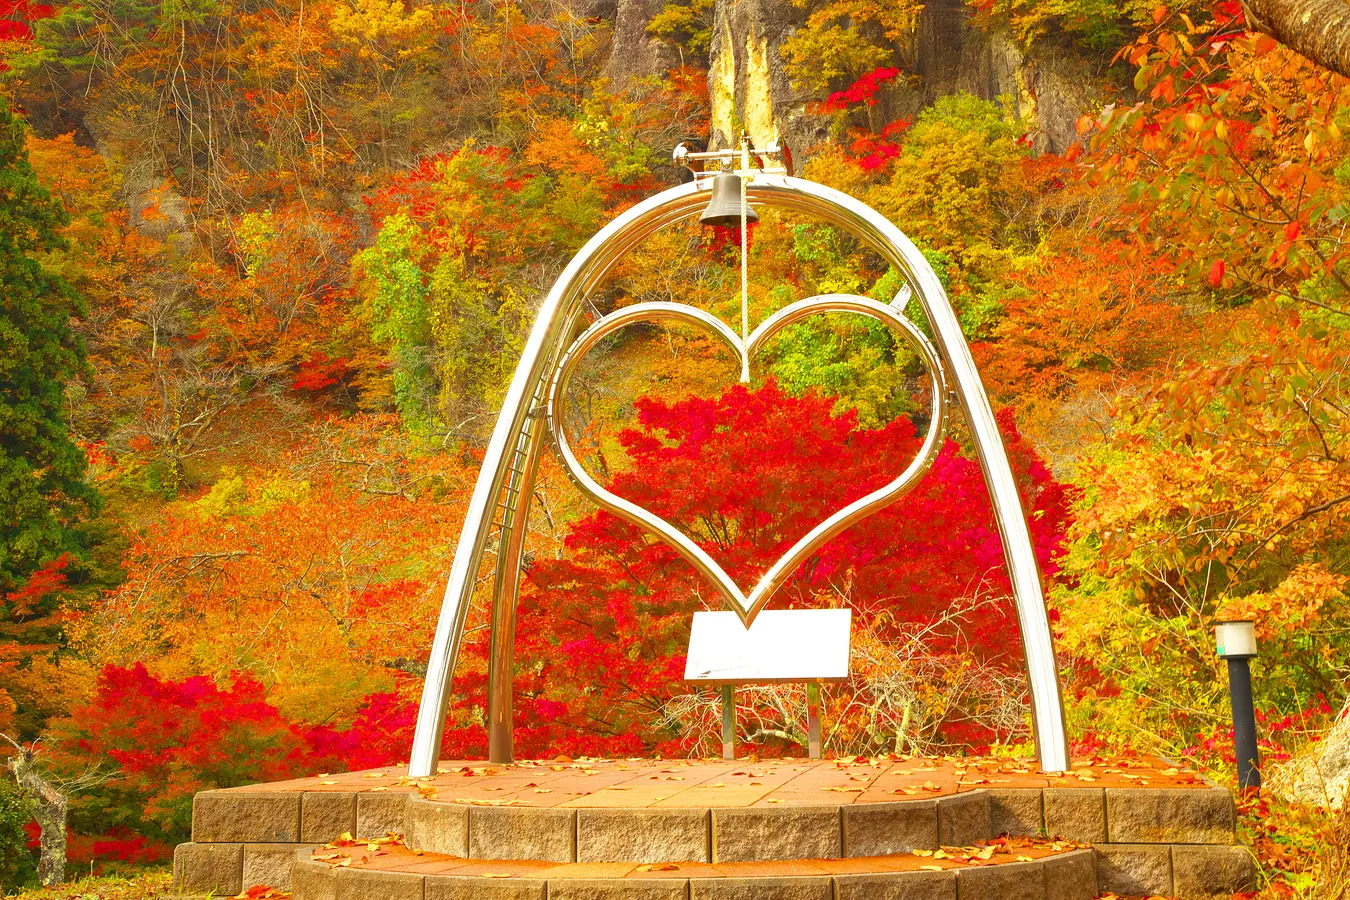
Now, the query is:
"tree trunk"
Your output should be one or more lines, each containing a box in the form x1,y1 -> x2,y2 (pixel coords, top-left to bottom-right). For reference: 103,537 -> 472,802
9,752 -> 67,887
1243,0 -> 1350,79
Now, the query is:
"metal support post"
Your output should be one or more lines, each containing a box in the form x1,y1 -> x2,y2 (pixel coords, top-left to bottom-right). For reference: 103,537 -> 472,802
1227,657 -> 1262,792
721,685 -> 735,760
806,682 -> 821,759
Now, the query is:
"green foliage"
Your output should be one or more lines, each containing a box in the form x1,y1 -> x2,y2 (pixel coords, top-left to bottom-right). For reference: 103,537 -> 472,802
354,213 -> 438,434
425,244 -> 526,427
0,102 -> 98,600
571,95 -> 667,190
355,148 -> 542,437
789,223 -> 866,296
777,95 -> 1034,416
869,95 -> 1039,343
646,0 -> 714,60
11,0 -> 162,77
759,225 -> 919,427
767,317 -> 914,428
875,94 -> 1029,262
0,780 -> 37,892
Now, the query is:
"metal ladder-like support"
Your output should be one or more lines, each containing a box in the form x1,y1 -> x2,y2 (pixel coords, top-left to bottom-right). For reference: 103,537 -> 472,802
485,385 -> 549,764
484,321 -> 581,764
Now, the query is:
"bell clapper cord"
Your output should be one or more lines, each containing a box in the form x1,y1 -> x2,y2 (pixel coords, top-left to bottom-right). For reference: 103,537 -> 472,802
740,135 -> 750,345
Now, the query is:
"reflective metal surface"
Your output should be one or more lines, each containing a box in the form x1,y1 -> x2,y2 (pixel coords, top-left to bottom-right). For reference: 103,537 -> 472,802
546,295 -> 948,627
409,175 -> 1072,777
700,172 -> 760,226
484,402 -> 549,764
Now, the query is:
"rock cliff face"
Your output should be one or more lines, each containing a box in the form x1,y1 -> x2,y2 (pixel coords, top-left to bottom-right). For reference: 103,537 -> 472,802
596,0 -> 1105,158
84,124 -> 197,255
704,0 -> 825,154
602,0 -> 680,88
910,0 -> 1102,154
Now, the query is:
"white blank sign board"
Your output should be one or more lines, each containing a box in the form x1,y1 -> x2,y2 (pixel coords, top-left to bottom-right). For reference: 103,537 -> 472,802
683,609 -> 851,685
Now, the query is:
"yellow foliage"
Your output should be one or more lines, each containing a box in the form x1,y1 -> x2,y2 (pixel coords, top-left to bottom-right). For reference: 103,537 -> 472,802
327,0 -> 437,60
780,0 -> 920,92
873,109 -> 1026,260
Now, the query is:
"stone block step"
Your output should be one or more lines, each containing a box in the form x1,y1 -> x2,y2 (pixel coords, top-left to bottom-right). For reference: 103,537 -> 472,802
190,757 -> 1237,853
291,839 -> 1099,900
404,792 -> 996,863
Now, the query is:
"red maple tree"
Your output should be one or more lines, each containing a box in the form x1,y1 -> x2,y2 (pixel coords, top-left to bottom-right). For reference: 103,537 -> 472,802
504,381 -> 1071,756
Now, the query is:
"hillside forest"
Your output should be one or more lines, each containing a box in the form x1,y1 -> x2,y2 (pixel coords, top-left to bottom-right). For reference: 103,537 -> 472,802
0,0 -> 1349,894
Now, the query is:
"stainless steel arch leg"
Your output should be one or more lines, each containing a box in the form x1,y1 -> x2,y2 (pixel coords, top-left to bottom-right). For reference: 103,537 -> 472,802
408,176 -> 1071,777
486,411 -> 549,764
407,186 -> 703,778
747,178 -> 1071,772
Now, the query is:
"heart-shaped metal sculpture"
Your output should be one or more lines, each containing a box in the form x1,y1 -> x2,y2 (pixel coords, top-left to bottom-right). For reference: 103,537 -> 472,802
546,293 -> 949,627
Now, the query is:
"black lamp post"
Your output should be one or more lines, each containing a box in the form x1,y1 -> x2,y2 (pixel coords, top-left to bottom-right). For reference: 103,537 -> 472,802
1215,617 -> 1261,792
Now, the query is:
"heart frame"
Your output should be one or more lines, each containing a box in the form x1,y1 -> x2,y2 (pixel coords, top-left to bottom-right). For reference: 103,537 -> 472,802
545,294 -> 950,627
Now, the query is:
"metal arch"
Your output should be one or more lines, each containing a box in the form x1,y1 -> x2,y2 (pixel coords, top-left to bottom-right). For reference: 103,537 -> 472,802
408,175 -> 1072,777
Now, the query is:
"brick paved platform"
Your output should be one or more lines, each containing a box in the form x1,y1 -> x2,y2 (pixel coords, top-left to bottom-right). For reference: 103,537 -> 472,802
171,757 -> 1257,899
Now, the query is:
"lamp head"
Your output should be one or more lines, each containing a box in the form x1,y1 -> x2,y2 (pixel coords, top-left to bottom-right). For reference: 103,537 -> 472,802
1215,618 -> 1257,660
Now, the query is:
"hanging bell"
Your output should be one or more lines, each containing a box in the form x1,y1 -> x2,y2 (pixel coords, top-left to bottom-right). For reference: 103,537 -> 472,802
699,172 -> 759,228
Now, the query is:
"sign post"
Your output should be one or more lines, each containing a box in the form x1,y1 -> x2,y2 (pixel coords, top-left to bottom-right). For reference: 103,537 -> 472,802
685,609 -> 851,759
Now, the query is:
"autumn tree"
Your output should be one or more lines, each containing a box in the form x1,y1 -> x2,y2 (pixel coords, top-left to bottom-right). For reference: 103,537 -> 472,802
1050,2 -> 1350,762
870,93 -> 1031,339
0,102 -> 98,603
513,381 -> 1071,756
1053,313 -> 1350,756
13,0 -> 615,211
62,414 -> 498,725
646,0 -> 714,64
780,0 -> 920,95
41,664 -> 418,846
973,232 -> 1195,457
351,95 -> 702,440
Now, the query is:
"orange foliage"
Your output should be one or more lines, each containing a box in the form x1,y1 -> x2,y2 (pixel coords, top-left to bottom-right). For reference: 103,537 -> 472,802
1091,10 -> 1350,308
976,236 -> 1192,408
199,204 -> 360,373
63,416 -> 474,723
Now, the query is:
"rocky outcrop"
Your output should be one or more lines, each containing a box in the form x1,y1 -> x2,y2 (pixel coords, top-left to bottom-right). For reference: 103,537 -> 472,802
1271,700 -> 1350,810
705,0 -> 826,154
912,0 -> 1102,153
702,0 -> 1104,159
84,121 -> 197,254
122,169 -> 195,250
602,0 -> 681,88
